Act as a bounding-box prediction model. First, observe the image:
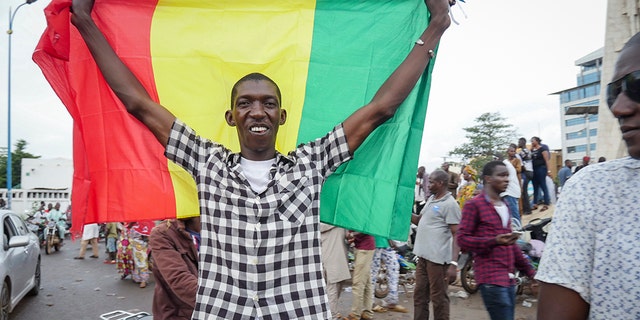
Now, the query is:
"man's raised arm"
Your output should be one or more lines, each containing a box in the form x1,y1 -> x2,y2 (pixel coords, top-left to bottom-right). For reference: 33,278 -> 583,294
342,0 -> 451,154
70,0 -> 175,146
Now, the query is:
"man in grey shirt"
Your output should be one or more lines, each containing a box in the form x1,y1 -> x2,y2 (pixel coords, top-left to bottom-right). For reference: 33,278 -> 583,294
411,169 -> 461,320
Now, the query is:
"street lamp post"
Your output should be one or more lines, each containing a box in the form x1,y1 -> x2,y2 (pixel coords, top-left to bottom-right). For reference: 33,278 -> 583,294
6,0 -> 37,210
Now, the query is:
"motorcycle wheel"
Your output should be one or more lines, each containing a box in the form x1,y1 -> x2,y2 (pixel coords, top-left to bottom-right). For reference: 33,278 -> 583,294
45,235 -> 53,255
460,259 -> 478,294
374,276 -> 390,299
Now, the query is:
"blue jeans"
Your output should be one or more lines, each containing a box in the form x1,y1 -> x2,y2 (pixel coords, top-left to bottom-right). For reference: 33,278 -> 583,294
503,195 -> 520,223
532,166 -> 550,205
479,284 -> 516,320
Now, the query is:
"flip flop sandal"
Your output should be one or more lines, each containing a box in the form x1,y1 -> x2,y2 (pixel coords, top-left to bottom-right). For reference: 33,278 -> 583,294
372,305 -> 387,313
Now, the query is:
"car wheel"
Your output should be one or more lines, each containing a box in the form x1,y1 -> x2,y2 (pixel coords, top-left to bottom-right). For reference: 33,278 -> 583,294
0,281 -> 10,320
28,258 -> 41,296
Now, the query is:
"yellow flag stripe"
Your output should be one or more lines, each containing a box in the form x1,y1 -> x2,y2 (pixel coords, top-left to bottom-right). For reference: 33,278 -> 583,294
150,1 -> 316,217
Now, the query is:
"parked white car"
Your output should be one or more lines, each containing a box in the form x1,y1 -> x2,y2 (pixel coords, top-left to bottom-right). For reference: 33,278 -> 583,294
0,209 -> 41,319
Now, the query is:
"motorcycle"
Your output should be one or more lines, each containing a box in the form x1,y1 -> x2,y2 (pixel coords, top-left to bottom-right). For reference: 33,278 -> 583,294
460,217 -> 552,295
43,220 -> 63,254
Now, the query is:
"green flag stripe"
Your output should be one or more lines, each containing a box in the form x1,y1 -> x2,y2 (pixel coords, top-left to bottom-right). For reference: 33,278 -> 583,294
299,0 -> 435,240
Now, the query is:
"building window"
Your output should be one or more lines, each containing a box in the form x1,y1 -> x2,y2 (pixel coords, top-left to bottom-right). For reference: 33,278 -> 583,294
566,128 -> 598,140
565,114 -> 599,126
567,143 -> 597,153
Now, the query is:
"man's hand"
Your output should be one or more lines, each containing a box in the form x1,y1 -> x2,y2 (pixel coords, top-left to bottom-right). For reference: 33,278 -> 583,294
496,233 -> 519,246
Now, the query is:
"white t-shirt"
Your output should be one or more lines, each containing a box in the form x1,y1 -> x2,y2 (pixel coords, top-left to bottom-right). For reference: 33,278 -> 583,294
239,157 -> 276,194
501,160 -> 521,198
81,223 -> 100,240
494,202 -> 509,228
536,157 -> 640,319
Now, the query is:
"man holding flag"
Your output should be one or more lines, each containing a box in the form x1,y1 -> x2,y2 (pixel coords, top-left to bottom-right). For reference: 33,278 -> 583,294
69,0 -> 452,318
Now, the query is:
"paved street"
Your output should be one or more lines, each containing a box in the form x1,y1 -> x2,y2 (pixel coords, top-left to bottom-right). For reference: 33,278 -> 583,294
10,239 -> 152,319
9,209 -> 550,319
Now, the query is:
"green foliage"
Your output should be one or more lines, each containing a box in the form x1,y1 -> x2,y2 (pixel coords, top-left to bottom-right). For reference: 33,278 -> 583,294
0,139 -> 40,188
449,112 -> 519,173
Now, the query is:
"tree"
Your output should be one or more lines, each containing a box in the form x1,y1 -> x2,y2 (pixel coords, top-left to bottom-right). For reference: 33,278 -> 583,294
0,139 -> 40,188
449,112 -> 519,172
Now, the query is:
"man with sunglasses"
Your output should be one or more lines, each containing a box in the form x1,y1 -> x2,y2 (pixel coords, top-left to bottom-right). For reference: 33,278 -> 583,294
536,31 -> 640,319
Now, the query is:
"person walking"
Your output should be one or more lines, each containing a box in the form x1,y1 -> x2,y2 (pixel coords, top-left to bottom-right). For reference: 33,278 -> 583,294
74,223 -> 100,259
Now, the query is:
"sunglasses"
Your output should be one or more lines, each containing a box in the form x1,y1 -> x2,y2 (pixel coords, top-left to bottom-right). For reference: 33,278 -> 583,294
607,70 -> 640,108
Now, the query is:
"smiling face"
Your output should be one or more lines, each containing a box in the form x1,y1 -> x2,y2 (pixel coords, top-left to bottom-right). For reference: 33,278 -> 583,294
225,79 -> 287,160
609,39 -> 640,159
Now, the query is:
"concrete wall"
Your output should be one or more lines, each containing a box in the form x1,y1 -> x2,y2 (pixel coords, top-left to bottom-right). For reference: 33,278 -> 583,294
597,0 -> 640,159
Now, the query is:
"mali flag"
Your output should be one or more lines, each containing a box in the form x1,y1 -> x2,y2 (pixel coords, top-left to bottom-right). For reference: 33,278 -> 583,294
34,0 -> 437,241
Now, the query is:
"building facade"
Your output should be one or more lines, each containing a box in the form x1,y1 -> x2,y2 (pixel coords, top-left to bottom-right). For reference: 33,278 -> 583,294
555,0 -> 639,164
555,48 -> 603,165
0,158 -> 72,216
596,0 -> 640,160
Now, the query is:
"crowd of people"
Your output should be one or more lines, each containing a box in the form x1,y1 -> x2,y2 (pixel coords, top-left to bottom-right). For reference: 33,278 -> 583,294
57,0 -> 640,318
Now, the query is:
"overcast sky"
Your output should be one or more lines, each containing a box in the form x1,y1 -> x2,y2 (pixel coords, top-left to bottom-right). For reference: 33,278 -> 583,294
0,0 -> 606,173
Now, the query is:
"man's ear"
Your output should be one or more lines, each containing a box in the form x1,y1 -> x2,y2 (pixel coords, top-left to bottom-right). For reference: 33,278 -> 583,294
279,109 -> 287,125
225,109 -> 235,126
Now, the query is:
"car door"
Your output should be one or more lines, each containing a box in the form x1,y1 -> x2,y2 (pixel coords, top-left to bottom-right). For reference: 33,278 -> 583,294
3,215 -> 30,298
10,215 -> 39,295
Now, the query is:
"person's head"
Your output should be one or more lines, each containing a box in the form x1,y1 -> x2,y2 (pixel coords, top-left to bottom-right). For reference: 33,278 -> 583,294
54,202 -> 60,210
598,156 -> 606,163
530,136 -> 541,147
607,32 -> 640,159
47,203 -> 53,210
417,166 -> 426,178
507,145 -> 517,159
564,159 -> 572,168
225,73 -> 287,160
441,162 -> 450,172
462,165 -> 477,182
582,156 -> 590,165
481,161 -> 509,194
518,137 -> 527,148
428,169 -> 449,195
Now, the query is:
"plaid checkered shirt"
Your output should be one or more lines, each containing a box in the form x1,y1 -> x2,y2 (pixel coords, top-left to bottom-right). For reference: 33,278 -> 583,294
165,119 -> 352,319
